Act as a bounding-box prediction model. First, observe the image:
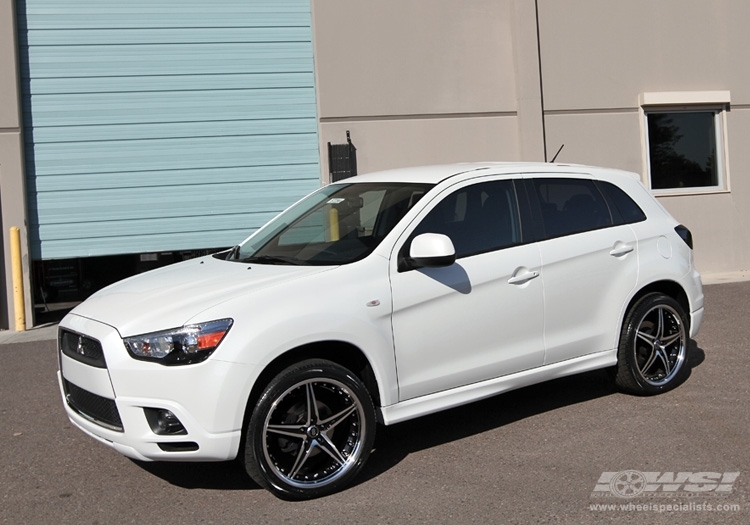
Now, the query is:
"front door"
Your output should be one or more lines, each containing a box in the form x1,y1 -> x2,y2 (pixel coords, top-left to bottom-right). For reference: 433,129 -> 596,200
389,178 -> 545,401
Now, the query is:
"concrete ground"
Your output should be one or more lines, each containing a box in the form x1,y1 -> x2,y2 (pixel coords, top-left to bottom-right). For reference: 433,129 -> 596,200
0,323 -> 57,344
0,282 -> 747,524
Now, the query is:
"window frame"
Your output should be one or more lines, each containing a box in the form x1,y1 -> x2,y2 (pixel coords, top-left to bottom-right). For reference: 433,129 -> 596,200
639,91 -> 731,196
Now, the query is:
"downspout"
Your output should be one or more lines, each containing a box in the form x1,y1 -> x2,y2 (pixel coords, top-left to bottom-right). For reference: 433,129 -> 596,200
534,0 -> 547,161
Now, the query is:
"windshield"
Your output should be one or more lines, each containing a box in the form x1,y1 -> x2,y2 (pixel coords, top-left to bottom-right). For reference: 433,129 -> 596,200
232,182 -> 433,265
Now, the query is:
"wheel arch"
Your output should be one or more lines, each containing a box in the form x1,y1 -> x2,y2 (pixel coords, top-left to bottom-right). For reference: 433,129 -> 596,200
239,341 -> 382,450
625,280 -> 691,330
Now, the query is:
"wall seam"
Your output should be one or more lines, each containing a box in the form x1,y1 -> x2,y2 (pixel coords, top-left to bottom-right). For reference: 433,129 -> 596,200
320,112 -> 518,123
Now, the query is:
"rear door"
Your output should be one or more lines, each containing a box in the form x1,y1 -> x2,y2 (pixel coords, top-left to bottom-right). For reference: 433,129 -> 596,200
526,176 -> 638,364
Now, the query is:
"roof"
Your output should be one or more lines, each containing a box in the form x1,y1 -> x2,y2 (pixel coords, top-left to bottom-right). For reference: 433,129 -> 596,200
341,162 -> 641,185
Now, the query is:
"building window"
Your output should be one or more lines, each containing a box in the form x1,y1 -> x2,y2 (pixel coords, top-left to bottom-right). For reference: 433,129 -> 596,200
640,92 -> 730,194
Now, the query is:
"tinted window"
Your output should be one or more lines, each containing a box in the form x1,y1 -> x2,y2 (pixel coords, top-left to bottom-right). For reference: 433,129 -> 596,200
598,181 -> 647,224
646,110 -> 720,190
531,178 -> 612,238
412,180 -> 520,258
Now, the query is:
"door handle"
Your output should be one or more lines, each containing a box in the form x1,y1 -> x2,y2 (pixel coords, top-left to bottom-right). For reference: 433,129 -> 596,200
508,268 -> 540,285
610,242 -> 634,257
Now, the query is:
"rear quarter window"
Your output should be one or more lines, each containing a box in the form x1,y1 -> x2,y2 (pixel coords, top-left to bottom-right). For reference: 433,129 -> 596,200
597,181 -> 647,225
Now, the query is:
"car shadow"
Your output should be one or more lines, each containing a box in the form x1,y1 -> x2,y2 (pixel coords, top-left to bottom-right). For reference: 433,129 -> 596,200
132,459 -> 259,490
357,367 -> 618,486
130,341 -> 706,492
686,339 -> 705,368
357,339 -> 706,486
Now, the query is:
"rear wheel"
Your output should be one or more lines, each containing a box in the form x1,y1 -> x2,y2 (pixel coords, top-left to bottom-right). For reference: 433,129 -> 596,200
244,359 -> 376,500
614,293 -> 689,395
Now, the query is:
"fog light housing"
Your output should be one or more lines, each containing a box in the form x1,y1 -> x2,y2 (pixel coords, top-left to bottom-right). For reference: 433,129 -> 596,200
144,408 -> 187,435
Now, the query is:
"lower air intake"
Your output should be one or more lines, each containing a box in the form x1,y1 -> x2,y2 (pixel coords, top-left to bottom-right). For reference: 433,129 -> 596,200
64,379 -> 123,432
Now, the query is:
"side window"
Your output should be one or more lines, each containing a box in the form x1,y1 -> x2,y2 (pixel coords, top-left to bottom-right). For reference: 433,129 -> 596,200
597,181 -> 647,225
531,178 -> 613,239
412,180 -> 520,259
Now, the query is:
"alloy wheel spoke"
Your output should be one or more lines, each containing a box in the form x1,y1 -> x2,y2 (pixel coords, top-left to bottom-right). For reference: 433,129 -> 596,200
636,330 -> 655,345
654,347 -> 672,376
305,382 -> 319,425
639,345 -> 659,375
266,423 -> 307,439
319,403 -> 357,431
288,436 -> 314,480
661,331 -> 682,347
655,308 -> 666,339
315,433 -> 348,466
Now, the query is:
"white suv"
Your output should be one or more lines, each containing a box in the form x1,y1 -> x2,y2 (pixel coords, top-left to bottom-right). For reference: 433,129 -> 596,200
57,163 -> 703,499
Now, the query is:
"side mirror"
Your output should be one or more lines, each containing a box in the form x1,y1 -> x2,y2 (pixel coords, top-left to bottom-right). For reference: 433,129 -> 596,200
409,233 -> 456,268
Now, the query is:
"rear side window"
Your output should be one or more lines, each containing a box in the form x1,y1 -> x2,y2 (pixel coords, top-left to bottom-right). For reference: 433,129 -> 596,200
411,180 -> 521,259
531,178 -> 613,239
597,181 -> 647,225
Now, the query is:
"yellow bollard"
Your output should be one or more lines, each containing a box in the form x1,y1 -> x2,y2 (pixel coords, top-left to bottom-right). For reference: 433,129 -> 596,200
10,226 -> 26,331
328,207 -> 340,241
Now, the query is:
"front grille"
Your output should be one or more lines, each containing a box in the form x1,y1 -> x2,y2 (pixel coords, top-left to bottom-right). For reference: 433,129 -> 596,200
60,329 -> 106,368
63,379 -> 123,432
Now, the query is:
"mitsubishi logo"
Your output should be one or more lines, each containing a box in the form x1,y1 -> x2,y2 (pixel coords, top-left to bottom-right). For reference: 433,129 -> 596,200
76,336 -> 85,356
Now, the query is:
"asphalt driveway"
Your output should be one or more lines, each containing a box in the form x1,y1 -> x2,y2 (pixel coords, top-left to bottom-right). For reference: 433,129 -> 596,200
1,282 -> 747,524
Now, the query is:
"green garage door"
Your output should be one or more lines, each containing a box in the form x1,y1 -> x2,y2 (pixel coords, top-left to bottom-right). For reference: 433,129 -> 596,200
18,0 -> 321,260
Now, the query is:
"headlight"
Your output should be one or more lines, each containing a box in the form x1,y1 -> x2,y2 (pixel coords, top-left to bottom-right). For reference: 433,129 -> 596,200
123,319 -> 233,365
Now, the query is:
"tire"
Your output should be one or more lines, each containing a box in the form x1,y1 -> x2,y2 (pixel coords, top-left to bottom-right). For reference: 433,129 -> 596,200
244,359 -> 376,500
614,293 -> 690,395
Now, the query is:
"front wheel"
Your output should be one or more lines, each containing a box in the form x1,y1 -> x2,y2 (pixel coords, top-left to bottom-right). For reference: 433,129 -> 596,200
614,293 -> 690,395
244,359 -> 376,500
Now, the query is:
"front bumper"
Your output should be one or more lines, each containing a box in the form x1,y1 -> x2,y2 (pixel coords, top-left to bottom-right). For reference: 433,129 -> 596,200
58,314 -> 256,462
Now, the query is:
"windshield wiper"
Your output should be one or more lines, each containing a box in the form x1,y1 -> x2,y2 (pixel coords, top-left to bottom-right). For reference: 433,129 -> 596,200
240,254 -> 303,265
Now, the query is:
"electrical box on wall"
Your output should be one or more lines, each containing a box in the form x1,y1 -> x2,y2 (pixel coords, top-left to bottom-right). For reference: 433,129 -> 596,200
328,130 -> 357,182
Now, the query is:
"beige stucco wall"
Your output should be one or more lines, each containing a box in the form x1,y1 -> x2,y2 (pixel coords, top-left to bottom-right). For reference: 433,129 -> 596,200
537,0 -> 750,110
544,112 -> 644,173
311,0 -> 750,275
321,116 -> 520,174
537,0 -> 750,276
0,0 -> 32,330
311,0 -> 544,175
313,0 -> 518,118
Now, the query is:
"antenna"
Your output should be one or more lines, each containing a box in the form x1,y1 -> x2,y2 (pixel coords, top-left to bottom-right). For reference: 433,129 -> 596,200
550,144 -> 564,163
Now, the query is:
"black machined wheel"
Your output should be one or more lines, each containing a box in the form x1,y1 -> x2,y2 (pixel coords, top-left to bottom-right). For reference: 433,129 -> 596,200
244,359 -> 376,500
615,293 -> 690,395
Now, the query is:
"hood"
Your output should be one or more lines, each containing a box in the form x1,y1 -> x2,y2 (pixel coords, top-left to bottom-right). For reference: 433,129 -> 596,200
71,255 -> 333,336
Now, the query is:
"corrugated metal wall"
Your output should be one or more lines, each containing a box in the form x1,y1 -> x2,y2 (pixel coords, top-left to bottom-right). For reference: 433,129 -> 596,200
17,0 -> 321,260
